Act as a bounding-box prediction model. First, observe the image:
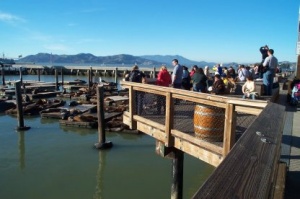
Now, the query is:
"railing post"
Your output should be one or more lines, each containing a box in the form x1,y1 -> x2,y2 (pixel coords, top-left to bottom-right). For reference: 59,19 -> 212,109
129,86 -> 137,129
94,85 -> 113,149
165,92 -> 174,147
223,103 -> 236,156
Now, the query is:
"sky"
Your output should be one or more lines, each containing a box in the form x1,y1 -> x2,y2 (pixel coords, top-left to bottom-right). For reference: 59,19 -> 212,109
0,0 -> 299,63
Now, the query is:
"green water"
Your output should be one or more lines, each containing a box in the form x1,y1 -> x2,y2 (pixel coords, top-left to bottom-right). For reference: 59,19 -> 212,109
0,75 -> 215,199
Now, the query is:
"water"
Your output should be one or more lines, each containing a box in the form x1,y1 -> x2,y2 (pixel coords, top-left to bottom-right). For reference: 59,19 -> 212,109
0,75 -> 215,199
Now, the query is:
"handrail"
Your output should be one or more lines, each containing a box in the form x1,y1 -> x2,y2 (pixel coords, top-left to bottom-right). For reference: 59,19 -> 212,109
121,81 -> 268,108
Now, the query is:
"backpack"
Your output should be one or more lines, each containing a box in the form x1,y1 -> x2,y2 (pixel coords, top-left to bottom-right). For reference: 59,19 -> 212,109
129,70 -> 142,83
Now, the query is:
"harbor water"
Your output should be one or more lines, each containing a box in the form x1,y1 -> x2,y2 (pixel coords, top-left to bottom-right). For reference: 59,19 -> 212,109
0,75 -> 214,199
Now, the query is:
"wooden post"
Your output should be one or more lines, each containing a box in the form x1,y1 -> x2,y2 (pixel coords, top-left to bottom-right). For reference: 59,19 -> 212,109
114,67 -> 118,84
61,68 -> 64,88
90,66 -> 93,86
223,104 -> 237,156
88,68 -> 92,91
165,92 -> 174,147
19,67 -> 23,85
129,86 -> 137,129
55,69 -> 59,91
15,81 -> 30,131
171,149 -> 184,199
153,66 -> 156,78
37,68 -> 41,82
1,64 -> 5,86
94,85 -> 113,149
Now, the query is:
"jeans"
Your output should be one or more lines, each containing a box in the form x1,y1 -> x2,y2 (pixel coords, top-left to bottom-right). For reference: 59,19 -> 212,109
242,93 -> 256,100
193,84 -> 206,92
263,69 -> 274,96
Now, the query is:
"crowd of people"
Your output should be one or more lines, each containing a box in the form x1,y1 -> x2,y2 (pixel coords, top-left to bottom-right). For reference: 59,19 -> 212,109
124,45 -> 279,105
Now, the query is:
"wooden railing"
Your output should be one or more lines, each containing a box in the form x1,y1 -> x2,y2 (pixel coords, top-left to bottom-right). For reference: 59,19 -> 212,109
121,81 -> 268,167
192,102 -> 285,199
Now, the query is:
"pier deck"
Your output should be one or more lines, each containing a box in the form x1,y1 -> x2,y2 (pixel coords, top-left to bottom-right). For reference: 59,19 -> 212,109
278,89 -> 300,199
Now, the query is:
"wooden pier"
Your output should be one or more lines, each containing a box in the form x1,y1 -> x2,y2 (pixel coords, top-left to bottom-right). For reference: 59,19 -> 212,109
121,80 -> 287,199
3,64 -> 158,78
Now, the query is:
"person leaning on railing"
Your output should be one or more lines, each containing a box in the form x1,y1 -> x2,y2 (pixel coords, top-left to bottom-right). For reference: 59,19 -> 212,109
127,65 -> 147,115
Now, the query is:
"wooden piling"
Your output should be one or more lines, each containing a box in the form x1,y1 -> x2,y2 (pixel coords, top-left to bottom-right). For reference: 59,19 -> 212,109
171,149 -> 184,199
61,68 -> 64,88
153,67 -> 156,78
94,85 -> 113,149
19,67 -> 23,85
88,67 -> 92,91
114,67 -> 118,84
55,69 -> 59,91
37,68 -> 41,81
1,64 -> 5,85
15,81 -> 30,131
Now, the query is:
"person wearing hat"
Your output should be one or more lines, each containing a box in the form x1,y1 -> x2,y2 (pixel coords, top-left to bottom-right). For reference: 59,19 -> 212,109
260,45 -> 269,64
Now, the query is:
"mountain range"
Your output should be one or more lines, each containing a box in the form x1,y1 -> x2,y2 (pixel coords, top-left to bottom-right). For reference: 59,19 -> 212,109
15,53 -> 294,68
16,53 -> 220,67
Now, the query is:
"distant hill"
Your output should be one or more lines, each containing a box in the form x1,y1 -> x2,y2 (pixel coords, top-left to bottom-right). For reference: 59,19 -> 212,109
16,53 -> 219,67
140,55 -> 216,67
16,53 -> 163,66
16,53 -> 293,69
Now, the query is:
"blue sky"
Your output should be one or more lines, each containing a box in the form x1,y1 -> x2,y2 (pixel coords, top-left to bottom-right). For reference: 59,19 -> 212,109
0,0 -> 299,63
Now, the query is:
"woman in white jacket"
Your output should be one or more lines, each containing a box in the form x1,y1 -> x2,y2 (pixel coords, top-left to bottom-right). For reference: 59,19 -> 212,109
242,76 -> 256,100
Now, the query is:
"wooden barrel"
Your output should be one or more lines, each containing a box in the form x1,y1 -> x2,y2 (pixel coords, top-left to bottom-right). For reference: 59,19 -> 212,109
194,104 -> 225,142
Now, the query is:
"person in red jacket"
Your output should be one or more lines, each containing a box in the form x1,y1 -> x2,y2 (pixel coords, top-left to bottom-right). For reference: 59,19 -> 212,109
156,65 -> 171,87
156,66 -> 171,114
